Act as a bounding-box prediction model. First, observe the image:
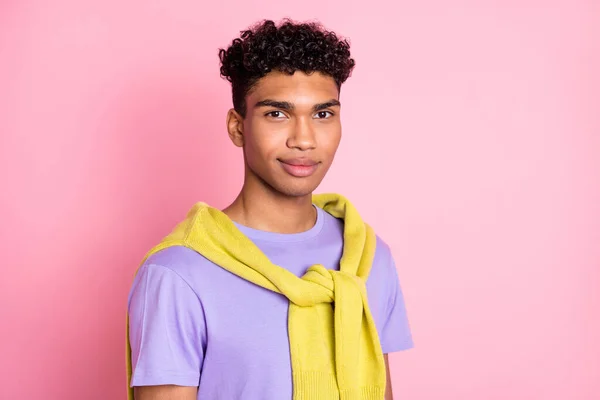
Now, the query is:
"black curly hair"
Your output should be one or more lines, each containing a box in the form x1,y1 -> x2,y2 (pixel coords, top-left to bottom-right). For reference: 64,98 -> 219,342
219,19 -> 356,117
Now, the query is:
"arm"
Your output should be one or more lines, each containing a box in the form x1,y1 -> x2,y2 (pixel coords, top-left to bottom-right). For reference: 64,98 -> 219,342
376,243 -> 413,400
384,354 -> 394,400
128,264 -> 206,399
134,385 -> 197,400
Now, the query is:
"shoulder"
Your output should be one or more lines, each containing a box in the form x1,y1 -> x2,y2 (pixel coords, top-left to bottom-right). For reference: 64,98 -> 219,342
369,234 -> 396,284
128,246 -> 204,303
320,208 -> 396,273
139,245 -> 215,284
374,235 -> 393,264
145,245 -> 205,272
128,245 -> 216,306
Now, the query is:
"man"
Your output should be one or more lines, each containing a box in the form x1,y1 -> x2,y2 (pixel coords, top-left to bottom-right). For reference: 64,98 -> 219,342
127,19 -> 413,400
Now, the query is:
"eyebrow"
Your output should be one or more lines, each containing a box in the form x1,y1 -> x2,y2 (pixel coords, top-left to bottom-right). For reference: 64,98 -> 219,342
254,99 -> 341,112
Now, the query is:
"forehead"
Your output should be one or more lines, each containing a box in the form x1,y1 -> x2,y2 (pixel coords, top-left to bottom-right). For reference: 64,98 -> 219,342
247,71 -> 339,105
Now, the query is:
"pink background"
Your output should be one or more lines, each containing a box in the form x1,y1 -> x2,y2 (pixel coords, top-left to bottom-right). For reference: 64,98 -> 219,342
1,1 -> 599,399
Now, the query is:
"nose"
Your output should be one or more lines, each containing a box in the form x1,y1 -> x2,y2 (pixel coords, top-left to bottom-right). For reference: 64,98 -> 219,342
286,116 -> 316,151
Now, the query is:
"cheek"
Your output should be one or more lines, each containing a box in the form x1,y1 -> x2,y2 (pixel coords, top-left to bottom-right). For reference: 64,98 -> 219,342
320,126 -> 342,155
245,121 -> 285,160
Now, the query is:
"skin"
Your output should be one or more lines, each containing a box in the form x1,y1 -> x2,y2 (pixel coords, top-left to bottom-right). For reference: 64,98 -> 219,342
135,70 -> 395,400
222,70 -> 342,233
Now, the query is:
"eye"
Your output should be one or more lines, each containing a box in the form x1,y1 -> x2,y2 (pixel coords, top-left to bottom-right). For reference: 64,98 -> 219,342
266,110 -> 287,119
315,111 -> 334,119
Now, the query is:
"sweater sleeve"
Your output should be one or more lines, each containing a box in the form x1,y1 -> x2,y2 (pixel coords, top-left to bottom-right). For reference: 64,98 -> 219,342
128,263 -> 206,387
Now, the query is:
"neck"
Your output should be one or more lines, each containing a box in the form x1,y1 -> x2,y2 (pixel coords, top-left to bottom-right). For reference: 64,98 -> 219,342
222,179 -> 317,234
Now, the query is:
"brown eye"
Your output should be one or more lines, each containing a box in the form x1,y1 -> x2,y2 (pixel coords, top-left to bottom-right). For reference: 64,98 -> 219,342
315,111 -> 333,119
267,111 -> 286,118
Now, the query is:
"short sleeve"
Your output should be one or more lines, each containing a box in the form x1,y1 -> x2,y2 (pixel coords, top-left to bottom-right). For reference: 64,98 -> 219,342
378,248 -> 414,353
128,263 -> 206,387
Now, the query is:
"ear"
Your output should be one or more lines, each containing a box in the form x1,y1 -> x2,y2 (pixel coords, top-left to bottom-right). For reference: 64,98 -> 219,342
226,108 -> 244,147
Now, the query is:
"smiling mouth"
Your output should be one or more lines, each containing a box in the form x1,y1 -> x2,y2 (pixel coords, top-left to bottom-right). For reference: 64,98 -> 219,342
278,159 -> 320,177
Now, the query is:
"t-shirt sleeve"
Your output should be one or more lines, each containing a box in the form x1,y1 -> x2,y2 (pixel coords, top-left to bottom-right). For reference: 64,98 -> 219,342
128,263 -> 206,387
376,245 -> 414,353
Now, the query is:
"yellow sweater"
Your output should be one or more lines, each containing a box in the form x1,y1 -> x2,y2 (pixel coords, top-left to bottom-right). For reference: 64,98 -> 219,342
126,193 -> 386,399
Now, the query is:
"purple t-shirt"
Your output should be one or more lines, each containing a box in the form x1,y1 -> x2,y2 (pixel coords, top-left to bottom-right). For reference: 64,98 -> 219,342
128,205 -> 413,399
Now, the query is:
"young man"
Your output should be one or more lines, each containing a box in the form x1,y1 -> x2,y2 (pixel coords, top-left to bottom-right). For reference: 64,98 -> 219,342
127,19 -> 413,400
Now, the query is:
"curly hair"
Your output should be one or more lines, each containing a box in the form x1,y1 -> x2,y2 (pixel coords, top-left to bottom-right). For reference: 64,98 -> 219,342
219,19 -> 356,117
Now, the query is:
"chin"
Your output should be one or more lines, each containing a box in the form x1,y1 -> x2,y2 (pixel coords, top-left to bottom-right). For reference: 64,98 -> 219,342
272,179 -> 321,198
276,185 -> 317,198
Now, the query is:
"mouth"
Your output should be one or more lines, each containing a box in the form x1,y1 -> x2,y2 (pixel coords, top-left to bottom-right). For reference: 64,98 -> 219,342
278,158 -> 320,178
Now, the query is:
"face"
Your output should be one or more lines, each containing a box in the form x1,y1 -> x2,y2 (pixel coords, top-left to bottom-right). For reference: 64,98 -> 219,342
227,70 -> 342,198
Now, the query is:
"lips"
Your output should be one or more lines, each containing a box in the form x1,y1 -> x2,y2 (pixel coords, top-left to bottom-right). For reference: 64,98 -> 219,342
278,158 -> 320,177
